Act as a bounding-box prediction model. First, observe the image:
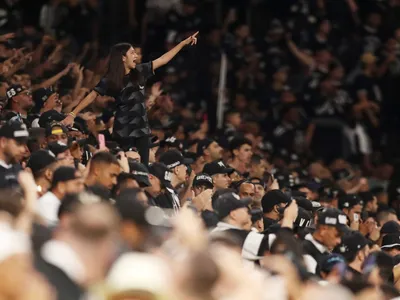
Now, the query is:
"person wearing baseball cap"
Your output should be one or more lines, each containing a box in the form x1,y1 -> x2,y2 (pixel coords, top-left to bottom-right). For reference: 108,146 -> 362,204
381,233 -> 400,259
338,194 -> 363,225
26,149 -> 58,196
261,190 -> 291,229
303,208 -> 348,274
333,231 -> 370,278
47,141 -> 74,166
115,161 -> 152,196
0,121 -> 29,188
203,160 -> 233,190
37,166 -> 84,227
146,162 -> 180,213
211,192 -> 270,262
159,149 -> 192,189
5,85 -> 34,126
46,122 -> 69,145
192,173 -> 213,197
197,138 -> 223,163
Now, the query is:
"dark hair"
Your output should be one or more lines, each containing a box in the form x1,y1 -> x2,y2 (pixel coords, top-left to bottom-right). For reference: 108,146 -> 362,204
90,151 -> 120,168
250,154 -> 263,165
106,43 -> 139,91
229,137 -> 252,153
0,188 -> 23,217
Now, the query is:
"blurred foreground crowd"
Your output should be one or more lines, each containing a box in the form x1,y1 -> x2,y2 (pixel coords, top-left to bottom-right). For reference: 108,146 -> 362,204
2,0 -> 400,300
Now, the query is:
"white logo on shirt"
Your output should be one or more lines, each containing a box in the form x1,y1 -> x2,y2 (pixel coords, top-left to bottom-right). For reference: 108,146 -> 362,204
139,85 -> 144,90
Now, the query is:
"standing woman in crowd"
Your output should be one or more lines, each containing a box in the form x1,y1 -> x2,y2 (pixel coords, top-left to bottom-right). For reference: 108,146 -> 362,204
62,32 -> 199,165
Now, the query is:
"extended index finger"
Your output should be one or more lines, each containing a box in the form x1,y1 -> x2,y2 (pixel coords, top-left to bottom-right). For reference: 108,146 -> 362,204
192,31 -> 199,38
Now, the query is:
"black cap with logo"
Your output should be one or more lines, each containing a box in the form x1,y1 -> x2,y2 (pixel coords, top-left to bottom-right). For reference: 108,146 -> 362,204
212,192 -> 251,220
6,85 -> 27,100
203,160 -> 234,176
47,141 -> 69,156
39,110 -> 65,128
0,121 -> 29,143
317,208 -> 348,232
338,194 -> 363,210
197,138 -> 214,156
148,162 -> 173,189
380,220 -> 400,235
159,149 -> 193,170
193,173 -> 213,189
333,231 -> 369,259
129,161 -> 151,187
45,122 -> 68,137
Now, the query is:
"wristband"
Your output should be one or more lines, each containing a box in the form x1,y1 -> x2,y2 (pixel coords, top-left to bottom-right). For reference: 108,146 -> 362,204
69,112 -> 76,118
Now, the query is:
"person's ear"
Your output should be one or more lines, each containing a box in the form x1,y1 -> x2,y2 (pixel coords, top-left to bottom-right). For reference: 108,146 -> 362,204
58,182 -> 66,194
45,168 -> 53,182
233,149 -> 239,157
122,55 -> 126,63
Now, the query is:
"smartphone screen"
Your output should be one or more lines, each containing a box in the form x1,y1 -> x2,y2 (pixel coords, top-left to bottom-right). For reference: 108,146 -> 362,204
353,213 -> 359,222
98,134 -> 106,149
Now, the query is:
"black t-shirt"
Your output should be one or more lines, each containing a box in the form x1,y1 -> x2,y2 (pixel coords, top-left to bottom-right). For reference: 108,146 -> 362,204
94,62 -> 154,139
0,162 -> 22,188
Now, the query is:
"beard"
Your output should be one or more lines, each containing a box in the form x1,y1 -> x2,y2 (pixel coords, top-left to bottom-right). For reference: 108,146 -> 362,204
3,147 -> 19,165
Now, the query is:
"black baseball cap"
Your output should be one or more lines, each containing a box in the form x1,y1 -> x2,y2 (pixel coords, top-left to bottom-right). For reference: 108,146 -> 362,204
381,221 -> 400,235
318,254 -> 346,275
381,233 -> 400,250
197,138 -> 214,156
333,231 -> 369,259
294,207 -> 313,228
159,149 -> 193,170
47,141 -> 69,156
274,170 -> 296,188
148,162 -> 173,189
261,190 -> 290,213
6,85 -> 28,100
27,150 -> 57,174
212,192 -> 251,220
338,194 -> 363,210
317,208 -> 348,232
39,110 -> 65,128
193,173 -> 213,189
129,161 -> 151,187
0,121 -> 29,143
203,160 -> 234,176
51,166 -> 78,189
160,135 -> 183,150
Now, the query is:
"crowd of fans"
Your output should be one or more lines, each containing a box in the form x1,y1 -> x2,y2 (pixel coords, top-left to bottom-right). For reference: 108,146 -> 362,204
2,0 -> 400,299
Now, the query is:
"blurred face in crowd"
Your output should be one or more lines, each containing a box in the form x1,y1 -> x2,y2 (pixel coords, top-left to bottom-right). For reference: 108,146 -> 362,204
273,68 -> 288,84
122,47 -> 139,70
366,197 -> 378,213
227,112 -> 241,128
92,163 -> 121,190
204,141 -> 223,161
147,174 -> 162,196
0,137 -> 26,164
193,185 -> 209,197
57,149 -> 75,167
173,164 -> 187,184
319,20 -> 331,35
253,183 -> 265,201
235,24 -> 250,39
43,93 -> 62,112
317,225 -> 342,250
234,144 -> 253,164
212,173 -> 231,190
299,187 -> 313,200
47,126 -> 68,145
239,183 -> 255,200
12,91 -> 34,112
229,207 -> 251,229
134,47 -> 142,64
250,158 -> 267,179
58,172 -> 84,194
344,204 -> 363,223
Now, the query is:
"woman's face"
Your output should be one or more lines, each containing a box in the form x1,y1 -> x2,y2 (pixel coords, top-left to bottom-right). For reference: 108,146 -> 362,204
123,47 -> 139,70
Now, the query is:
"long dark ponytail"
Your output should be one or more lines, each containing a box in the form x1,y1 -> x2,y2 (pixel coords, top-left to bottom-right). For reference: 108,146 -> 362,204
106,43 -> 132,91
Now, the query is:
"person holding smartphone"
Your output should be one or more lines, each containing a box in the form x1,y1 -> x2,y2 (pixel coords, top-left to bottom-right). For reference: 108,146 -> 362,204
61,32 -> 199,166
